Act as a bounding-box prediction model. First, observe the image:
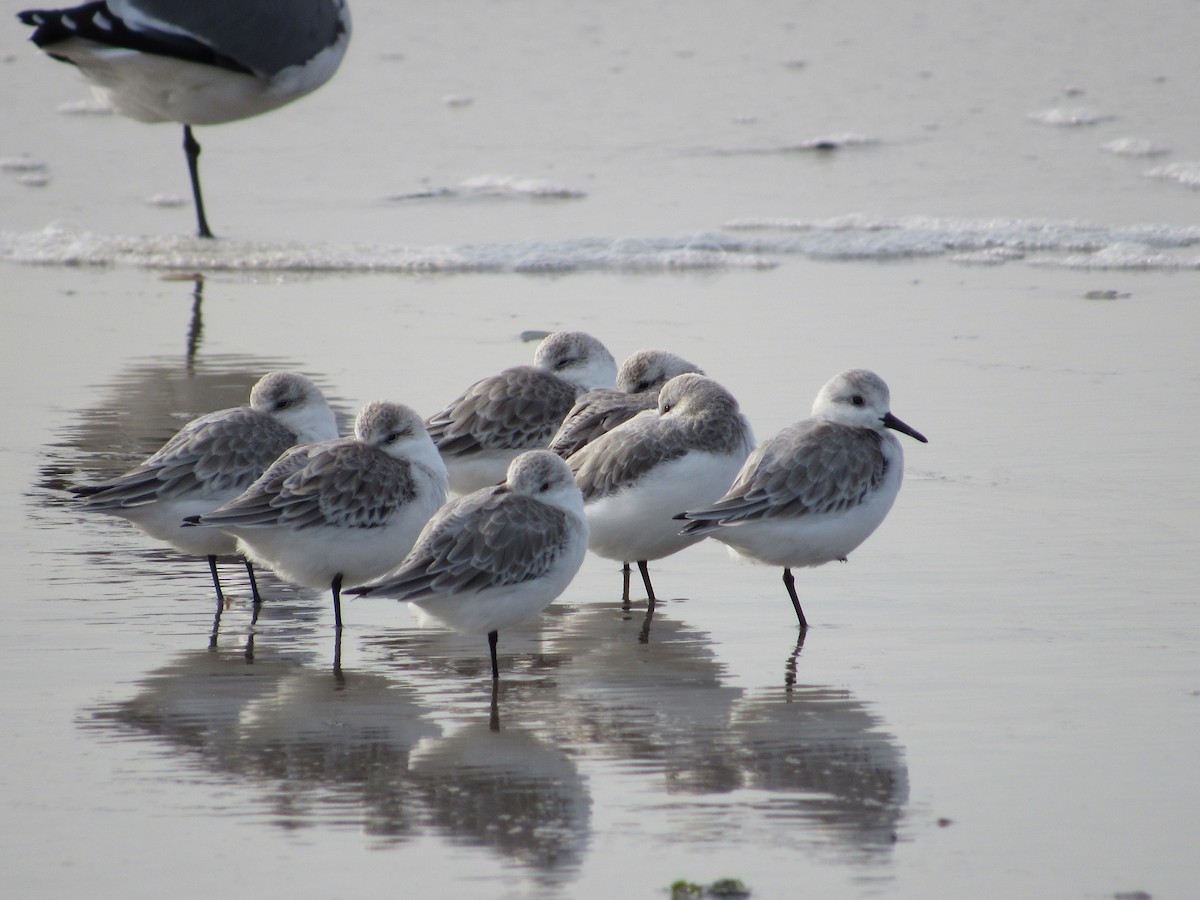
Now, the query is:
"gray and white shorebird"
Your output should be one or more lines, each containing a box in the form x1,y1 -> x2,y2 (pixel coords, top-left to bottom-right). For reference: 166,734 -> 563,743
676,369 -> 928,629
567,373 -> 755,603
548,348 -> 704,458
351,451 -> 588,681
17,0 -> 352,237
71,371 -> 339,608
425,331 -> 617,496
186,401 -> 449,631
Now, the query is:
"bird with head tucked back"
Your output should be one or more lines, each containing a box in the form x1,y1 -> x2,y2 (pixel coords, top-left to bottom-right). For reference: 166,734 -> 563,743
426,331 -> 617,495
17,0 -> 352,237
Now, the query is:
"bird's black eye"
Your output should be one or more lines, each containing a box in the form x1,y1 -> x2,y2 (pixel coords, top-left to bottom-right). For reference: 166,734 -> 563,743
554,357 -> 573,370
541,481 -> 551,492
276,398 -> 292,410
851,395 -> 865,407
636,380 -> 652,392
385,432 -> 401,444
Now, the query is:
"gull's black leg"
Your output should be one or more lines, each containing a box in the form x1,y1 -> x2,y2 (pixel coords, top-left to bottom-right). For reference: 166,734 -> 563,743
182,125 -> 215,239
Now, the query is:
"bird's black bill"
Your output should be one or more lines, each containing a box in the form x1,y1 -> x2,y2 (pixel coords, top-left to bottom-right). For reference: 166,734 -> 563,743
883,412 -> 928,443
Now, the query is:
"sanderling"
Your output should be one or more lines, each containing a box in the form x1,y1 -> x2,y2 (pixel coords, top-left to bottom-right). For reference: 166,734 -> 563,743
18,0 -> 351,237
548,348 -> 704,458
567,373 -> 754,603
676,369 -> 928,629
351,451 -> 588,681
186,401 -> 448,630
426,331 -> 617,495
72,371 -> 338,609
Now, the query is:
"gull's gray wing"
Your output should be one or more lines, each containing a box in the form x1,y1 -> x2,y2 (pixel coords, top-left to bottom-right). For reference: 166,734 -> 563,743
679,420 -> 887,530
360,490 -> 571,600
74,406 -> 298,507
426,366 -> 578,457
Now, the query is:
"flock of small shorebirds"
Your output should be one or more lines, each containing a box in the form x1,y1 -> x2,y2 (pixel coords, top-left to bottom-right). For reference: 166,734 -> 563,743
73,331 -> 928,681
21,3 -> 928,680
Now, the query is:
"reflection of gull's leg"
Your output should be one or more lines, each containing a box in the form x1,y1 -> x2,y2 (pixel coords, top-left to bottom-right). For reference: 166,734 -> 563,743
332,628 -> 344,681
244,632 -> 255,664
782,568 -> 809,629
489,680 -> 500,732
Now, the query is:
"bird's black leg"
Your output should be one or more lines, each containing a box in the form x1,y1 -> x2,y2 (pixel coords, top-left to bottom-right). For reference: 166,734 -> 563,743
782,568 -> 809,630
207,554 -> 225,648
331,572 -> 344,630
488,630 -> 500,681
182,125 -> 215,239
637,559 -> 657,603
244,558 -> 264,623
621,562 -> 632,607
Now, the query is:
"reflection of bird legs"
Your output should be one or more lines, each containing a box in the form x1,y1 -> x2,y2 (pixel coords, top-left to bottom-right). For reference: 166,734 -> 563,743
637,596 -> 656,644
332,627 -> 344,681
489,679 -> 501,732
185,276 -> 205,369
783,630 -> 807,692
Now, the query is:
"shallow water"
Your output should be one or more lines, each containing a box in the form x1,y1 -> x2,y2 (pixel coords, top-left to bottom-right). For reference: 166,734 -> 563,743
3,1 -> 1199,898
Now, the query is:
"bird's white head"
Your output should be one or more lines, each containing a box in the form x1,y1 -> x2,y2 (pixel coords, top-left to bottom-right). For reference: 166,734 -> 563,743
250,372 -> 339,443
812,369 -> 927,442
533,331 -> 618,390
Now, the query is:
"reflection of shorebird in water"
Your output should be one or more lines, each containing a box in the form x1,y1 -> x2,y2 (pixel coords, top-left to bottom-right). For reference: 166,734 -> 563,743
539,602 -> 745,792
726,671 -> 910,860
88,641 -> 443,839
408,722 -> 591,878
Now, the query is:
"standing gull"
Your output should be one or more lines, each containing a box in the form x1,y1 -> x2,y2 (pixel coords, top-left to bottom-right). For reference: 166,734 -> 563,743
17,0 -> 352,237
186,401 -> 449,631
567,373 -> 754,603
351,451 -> 588,682
676,369 -> 928,629
548,348 -> 704,458
72,371 -> 339,613
426,331 -> 617,495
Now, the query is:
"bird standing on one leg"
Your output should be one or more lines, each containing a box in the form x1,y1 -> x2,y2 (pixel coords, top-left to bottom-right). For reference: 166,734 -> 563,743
350,451 -> 588,682
677,369 -> 928,629
17,0 -> 352,237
